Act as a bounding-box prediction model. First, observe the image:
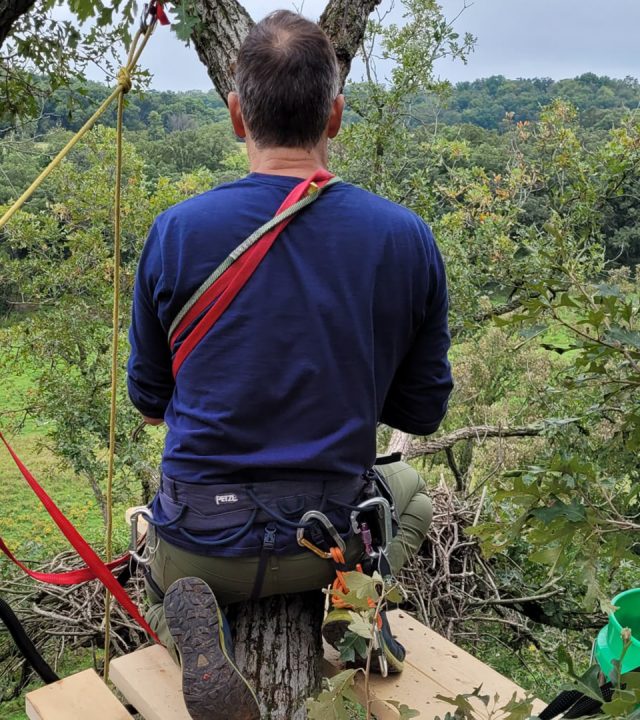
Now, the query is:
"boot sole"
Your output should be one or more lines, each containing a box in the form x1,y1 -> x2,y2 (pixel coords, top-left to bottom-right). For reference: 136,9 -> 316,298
164,577 -> 260,720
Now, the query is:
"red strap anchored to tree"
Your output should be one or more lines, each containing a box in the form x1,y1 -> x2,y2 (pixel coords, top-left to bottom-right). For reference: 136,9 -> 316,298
155,2 -> 170,25
169,169 -> 335,377
0,431 -> 160,643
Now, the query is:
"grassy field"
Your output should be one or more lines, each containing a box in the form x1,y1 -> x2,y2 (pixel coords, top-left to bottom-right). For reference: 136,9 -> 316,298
0,359 -> 131,560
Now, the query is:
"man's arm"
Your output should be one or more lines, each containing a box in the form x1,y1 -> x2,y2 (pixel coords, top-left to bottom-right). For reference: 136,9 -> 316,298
380,232 -> 453,435
127,222 -> 175,422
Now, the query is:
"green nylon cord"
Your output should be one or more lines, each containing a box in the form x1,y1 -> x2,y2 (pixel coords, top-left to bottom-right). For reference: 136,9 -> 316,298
168,176 -> 341,340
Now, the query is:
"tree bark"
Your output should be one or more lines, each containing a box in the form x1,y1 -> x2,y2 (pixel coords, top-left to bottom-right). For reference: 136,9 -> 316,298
190,0 -> 383,103
0,0 -> 36,48
386,428 -> 415,456
319,0 -> 383,90
229,592 -> 325,720
191,0 -> 254,103
386,424 -> 545,461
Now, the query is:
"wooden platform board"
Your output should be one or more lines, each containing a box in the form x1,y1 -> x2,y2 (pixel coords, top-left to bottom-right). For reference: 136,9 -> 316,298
27,611 -> 545,719
110,645 -> 190,719
108,610 -> 543,720
25,669 -> 130,720
326,611 -> 546,720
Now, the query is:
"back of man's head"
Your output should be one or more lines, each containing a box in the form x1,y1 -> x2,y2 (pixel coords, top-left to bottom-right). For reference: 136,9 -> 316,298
235,10 -> 340,150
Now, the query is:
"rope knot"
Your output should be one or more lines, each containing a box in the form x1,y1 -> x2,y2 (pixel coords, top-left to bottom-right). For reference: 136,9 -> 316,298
117,68 -> 132,94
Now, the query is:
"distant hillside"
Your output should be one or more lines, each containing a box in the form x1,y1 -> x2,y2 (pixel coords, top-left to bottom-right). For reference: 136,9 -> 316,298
422,73 -> 640,130
9,73 -> 639,137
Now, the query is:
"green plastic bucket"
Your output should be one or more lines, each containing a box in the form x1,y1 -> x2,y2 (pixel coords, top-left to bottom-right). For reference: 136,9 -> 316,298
594,588 -> 640,680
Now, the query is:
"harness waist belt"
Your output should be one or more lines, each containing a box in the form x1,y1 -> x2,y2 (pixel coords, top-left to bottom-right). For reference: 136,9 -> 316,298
153,474 -> 368,534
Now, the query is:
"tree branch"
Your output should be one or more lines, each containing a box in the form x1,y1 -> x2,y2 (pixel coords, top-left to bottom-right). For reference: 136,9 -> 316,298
405,424 -> 544,459
319,0 -> 383,90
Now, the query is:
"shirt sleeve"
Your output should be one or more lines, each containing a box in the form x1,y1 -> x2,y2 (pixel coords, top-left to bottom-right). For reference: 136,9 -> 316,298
380,231 -> 453,435
127,222 -> 174,418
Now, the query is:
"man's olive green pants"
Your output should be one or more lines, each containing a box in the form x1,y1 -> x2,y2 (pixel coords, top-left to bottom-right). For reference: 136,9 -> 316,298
145,461 -> 431,653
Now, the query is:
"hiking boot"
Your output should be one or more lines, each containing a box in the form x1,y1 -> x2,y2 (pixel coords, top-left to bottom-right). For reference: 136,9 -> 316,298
163,577 -> 261,720
322,606 -> 406,674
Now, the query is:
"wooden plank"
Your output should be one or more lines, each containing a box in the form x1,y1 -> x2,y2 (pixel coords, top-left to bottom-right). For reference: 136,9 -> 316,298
326,610 -> 546,719
110,644 -> 191,720
25,669 -> 130,720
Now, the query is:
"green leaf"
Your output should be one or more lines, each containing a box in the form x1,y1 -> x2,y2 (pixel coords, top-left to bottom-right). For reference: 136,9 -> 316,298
336,630 -> 369,664
606,327 -> 640,350
530,499 -> 586,524
388,700 -> 421,719
499,693 -> 536,720
347,611 -> 374,640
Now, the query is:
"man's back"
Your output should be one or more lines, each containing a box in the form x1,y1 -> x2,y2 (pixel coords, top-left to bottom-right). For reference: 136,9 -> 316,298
128,172 -> 451,486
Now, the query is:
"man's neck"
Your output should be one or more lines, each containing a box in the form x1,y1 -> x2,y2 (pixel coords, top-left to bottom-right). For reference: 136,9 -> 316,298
247,141 -> 328,179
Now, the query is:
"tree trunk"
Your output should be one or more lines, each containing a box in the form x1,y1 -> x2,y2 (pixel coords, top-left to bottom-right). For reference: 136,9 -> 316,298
0,0 -> 36,48
386,428 -> 414,456
190,0 -> 383,103
191,0 -> 254,103
229,592 -> 325,720
319,0 -> 383,90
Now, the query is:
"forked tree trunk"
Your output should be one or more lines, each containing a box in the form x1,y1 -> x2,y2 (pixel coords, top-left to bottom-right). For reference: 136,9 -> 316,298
229,592 -> 326,720
190,0 -> 383,102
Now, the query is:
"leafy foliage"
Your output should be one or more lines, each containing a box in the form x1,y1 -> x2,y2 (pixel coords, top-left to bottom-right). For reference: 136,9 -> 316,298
0,128 -> 223,514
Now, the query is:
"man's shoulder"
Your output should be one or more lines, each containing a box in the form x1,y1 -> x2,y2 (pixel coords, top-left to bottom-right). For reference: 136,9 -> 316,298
336,182 -> 435,242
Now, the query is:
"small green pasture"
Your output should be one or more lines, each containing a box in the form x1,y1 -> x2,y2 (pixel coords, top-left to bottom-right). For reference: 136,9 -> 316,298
0,368 -> 130,560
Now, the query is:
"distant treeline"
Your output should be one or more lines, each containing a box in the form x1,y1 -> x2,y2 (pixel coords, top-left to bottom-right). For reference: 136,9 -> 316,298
5,73 -> 639,137
424,73 -> 640,129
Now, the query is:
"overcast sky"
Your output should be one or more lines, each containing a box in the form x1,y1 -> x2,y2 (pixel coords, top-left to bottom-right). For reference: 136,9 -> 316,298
87,0 -> 640,92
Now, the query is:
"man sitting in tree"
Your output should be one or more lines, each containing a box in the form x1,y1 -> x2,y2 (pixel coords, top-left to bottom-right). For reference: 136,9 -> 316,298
127,9 -> 452,720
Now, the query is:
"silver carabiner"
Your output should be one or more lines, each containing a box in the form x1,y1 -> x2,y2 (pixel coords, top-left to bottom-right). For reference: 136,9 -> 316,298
296,510 -> 346,553
350,496 -> 393,558
129,505 -> 155,565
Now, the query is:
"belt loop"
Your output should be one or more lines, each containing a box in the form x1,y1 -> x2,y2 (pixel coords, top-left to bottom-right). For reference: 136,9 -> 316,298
161,474 -> 178,502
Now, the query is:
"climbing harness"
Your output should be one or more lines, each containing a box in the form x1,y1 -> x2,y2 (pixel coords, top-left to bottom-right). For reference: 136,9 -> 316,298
0,0 -> 168,679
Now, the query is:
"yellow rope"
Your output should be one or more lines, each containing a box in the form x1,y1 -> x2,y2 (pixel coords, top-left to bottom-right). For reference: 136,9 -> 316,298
102,72 -> 127,687
0,16 -> 158,682
0,23 -> 156,231
102,21 -> 158,686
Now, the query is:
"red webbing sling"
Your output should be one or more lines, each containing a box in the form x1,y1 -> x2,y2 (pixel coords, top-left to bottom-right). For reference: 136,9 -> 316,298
169,169 -> 337,376
0,431 -> 159,641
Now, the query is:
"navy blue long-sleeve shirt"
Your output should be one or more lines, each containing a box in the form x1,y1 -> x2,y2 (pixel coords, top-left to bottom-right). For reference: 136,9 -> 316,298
128,173 -> 452,488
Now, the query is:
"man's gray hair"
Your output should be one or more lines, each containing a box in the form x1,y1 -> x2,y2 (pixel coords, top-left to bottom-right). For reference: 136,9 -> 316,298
235,10 -> 340,149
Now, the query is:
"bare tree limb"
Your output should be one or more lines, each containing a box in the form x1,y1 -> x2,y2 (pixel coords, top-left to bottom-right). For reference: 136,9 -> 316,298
407,424 -> 544,459
319,0 -> 384,90
386,427 -> 415,456
190,0 -> 254,102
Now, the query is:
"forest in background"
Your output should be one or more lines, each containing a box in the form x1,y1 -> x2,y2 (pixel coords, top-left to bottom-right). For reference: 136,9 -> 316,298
1,1 -> 640,717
